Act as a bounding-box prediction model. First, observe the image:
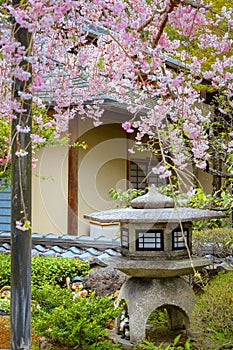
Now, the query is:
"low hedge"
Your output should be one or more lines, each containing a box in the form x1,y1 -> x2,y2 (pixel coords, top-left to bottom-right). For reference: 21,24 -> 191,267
0,253 -> 90,289
190,272 -> 233,350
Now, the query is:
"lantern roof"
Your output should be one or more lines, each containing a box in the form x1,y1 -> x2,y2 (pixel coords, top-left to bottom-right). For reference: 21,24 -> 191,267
84,185 -> 225,223
131,185 -> 174,208
84,206 -> 224,223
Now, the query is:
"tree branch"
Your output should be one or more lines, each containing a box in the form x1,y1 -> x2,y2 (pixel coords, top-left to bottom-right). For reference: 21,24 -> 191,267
205,161 -> 233,179
181,0 -> 219,15
152,0 -> 177,49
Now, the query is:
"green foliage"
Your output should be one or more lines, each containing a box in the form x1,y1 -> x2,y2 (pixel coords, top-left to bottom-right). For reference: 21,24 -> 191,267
109,184 -> 232,229
147,309 -> 168,328
135,335 -> 193,349
158,184 -> 232,229
0,103 -> 87,184
190,272 -> 233,350
32,283 -> 122,349
0,298 -> 10,313
192,227 -> 233,258
0,254 -> 11,288
0,254 -> 90,289
31,255 -> 90,287
0,118 -> 11,187
109,187 -> 145,208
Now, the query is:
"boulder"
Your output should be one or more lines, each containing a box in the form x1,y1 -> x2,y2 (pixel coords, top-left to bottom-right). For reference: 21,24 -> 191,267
84,266 -> 127,297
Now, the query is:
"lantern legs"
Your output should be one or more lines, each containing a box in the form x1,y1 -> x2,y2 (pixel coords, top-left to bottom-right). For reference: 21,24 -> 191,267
116,277 -> 195,344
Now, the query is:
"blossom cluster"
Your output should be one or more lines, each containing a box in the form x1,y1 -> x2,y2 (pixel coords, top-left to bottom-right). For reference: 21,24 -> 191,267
0,0 -> 232,180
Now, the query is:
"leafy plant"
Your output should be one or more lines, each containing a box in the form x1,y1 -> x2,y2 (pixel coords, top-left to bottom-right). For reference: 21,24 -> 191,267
31,283 -> 122,349
109,187 -> 145,208
190,272 -> 233,350
0,254 -> 90,289
135,335 -> 193,349
192,227 -> 233,258
31,255 -> 90,287
0,298 -> 10,313
158,185 -> 232,229
147,309 -> 168,328
0,254 -> 11,288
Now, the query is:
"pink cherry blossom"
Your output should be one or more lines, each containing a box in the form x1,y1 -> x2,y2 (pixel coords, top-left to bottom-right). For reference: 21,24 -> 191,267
122,121 -> 134,133
0,0 -> 232,183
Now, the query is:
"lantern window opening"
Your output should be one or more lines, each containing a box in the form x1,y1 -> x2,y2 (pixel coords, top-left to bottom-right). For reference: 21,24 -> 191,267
121,227 -> 129,248
172,229 -> 189,250
136,229 -> 164,251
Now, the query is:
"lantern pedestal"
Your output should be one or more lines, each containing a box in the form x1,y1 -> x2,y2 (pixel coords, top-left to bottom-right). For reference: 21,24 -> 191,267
115,276 -> 195,344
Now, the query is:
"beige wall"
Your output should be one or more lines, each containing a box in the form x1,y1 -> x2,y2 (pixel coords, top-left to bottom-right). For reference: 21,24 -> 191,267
32,146 -> 68,234
78,122 -> 128,235
32,118 -> 128,235
31,115 -> 217,236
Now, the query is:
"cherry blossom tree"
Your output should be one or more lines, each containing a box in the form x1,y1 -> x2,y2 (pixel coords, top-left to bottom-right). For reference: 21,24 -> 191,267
0,0 -> 232,184
0,0 -> 232,347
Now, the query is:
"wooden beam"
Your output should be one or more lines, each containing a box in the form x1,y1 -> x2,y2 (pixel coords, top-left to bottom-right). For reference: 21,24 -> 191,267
68,117 -> 79,235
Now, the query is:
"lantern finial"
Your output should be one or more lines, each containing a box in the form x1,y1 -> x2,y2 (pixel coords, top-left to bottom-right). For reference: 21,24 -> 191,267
131,184 -> 174,209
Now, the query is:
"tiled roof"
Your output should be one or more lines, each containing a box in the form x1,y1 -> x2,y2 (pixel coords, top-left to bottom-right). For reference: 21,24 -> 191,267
0,231 -> 121,267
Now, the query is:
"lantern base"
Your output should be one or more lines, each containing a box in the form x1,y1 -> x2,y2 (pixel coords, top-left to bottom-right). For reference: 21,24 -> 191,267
115,276 -> 196,344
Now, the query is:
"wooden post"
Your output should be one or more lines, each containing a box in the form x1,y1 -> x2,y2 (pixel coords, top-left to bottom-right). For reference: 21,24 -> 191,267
68,117 -> 79,235
11,2 -> 32,348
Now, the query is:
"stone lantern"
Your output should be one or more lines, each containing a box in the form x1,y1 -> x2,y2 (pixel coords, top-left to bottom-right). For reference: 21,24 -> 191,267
84,185 -> 225,344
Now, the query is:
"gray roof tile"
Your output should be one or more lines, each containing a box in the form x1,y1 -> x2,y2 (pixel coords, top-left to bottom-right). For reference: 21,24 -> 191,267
43,250 -> 57,257
60,251 -> 77,258
2,243 -> 11,250
86,247 -> 101,255
79,252 -> 94,260
0,246 -> 9,253
0,231 -> 121,266
34,244 -> 48,252
68,246 -> 83,254
104,248 -> 121,256
51,245 -> 65,253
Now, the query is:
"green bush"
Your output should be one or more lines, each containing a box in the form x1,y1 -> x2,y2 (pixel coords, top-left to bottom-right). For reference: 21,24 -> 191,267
32,283 -> 122,349
0,254 -> 11,288
190,272 -> 233,350
192,227 -> 233,258
135,335 -> 193,349
0,254 -> 90,289
109,187 -> 145,208
31,255 -> 90,287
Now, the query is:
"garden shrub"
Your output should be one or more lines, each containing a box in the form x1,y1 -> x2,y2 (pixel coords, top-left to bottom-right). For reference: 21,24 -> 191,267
135,336 -> 193,349
31,255 -> 90,287
0,254 -> 90,289
31,283 -> 122,349
192,227 -> 233,258
190,272 -> 233,350
0,254 -> 11,288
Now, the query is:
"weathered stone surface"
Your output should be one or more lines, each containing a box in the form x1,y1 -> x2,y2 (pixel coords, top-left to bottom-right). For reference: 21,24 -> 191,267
84,185 -> 225,223
131,185 -> 174,209
83,266 -> 127,297
84,207 -> 225,223
102,256 -> 210,278
116,277 -> 196,344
